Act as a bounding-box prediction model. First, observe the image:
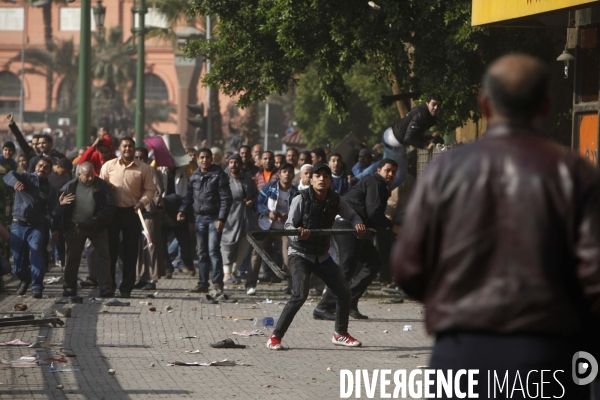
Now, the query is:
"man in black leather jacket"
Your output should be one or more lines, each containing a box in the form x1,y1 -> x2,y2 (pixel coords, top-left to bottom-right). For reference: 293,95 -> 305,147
354,94 -> 442,189
394,54 -> 600,399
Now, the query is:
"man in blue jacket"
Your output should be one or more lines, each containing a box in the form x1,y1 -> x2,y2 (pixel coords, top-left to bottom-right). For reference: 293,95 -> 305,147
178,148 -> 233,294
55,162 -> 115,298
4,157 -> 60,298
248,163 -> 298,295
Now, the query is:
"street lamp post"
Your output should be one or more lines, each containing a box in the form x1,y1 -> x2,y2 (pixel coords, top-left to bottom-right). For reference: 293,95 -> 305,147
132,0 -> 147,145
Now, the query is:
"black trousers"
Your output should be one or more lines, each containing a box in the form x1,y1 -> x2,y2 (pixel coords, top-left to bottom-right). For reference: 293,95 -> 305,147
107,207 -> 141,294
430,332 -> 591,399
273,255 -> 351,338
317,220 -> 381,312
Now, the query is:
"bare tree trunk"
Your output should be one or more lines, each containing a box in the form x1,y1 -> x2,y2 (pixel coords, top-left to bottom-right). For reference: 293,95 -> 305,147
210,86 -> 222,145
240,103 -> 260,145
391,80 -> 410,119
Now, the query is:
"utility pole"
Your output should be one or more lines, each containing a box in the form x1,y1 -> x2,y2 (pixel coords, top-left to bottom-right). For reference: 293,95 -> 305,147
133,0 -> 147,145
76,0 -> 92,148
205,15 -> 212,147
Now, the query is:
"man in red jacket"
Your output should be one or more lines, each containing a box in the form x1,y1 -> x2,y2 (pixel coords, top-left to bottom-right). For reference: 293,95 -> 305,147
393,54 -> 600,399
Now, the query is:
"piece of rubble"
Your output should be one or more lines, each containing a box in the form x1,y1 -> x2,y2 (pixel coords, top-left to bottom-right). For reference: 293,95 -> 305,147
108,369 -> 116,375
149,307 -> 156,312
55,308 -> 71,318
165,306 -> 173,311
14,304 -> 27,312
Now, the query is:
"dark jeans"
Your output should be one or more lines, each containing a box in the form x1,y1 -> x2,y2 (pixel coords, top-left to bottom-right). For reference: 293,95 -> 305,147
107,207 -> 141,294
318,220 -> 381,312
430,332 -> 591,399
64,225 -> 112,293
274,255 -> 351,338
376,229 -> 393,284
162,224 -> 193,272
10,222 -> 46,291
195,215 -> 223,289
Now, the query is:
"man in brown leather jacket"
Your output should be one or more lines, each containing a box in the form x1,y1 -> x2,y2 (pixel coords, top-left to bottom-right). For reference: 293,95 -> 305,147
393,54 -> 600,399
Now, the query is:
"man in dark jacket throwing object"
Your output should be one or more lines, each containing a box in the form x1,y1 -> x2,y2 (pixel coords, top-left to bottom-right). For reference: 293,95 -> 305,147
4,157 -> 59,298
355,94 -> 442,189
315,158 -> 400,320
178,148 -> 233,294
56,162 -> 115,297
266,164 -> 366,350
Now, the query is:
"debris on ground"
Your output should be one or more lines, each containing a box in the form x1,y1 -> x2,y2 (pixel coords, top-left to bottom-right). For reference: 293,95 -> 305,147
403,325 -> 412,331
106,299 -> 130,307
29,341 -> 59,348
167,359 -> 238,367
56,296 -> 83,304
165,306 -> 173,311
383,330 -> 388,333
258,299 -> 273,304
58,349 -> 76,358
149,363 -> 155,367
139,301 -> 152,305
232,330 -> 265,337
185,350 -> 201,354
41,308 -> 56,318
149,307 -> 156,312
44,276 -> 63,285
209,339 -> 246,349
378,298 -> 405,304
108,369 -> 116,375
56,308 -> 72,318
13,304 -> 27,311
0,339 -> 31,346
57,385 -> 64,389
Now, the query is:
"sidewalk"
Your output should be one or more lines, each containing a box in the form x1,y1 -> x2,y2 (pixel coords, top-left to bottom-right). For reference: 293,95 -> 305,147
0,267 -> 432,399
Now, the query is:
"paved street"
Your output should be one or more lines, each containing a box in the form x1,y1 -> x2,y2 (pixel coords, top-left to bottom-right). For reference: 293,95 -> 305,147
0,265 -> 432,400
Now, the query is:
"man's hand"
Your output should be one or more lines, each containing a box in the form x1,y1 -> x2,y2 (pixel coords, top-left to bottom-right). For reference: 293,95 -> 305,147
277,213 -> 288,222
177,212 -> 186,222
52,231 -> 59,243
157,198 -> 165,210
298,227 -> 310,240
245,199 -> 254,207
268,211 -> 279,221
134,202 -> 144,212
59,192 -> 75,206
425,142 -> 435,150
216,220 -> 224,233
6,113 -> 14,124
354,223 -> 367,237
14,182 -> 25,192
92,135 -> 103,147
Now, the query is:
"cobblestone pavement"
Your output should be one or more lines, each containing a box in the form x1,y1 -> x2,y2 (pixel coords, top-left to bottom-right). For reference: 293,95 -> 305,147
0,265 -> 432,400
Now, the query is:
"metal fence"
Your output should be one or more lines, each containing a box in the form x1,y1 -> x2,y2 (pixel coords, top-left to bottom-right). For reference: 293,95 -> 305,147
0,175 -> 14,293
417,145 -> 452,179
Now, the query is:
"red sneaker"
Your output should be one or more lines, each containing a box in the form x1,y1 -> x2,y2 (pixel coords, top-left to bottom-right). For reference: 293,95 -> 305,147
332,332 -> 362,347
266,335 -> 282,350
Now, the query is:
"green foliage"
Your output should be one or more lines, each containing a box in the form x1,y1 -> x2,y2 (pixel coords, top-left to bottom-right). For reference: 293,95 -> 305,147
92,27 -> 136,94
295,64 -> 398,148
183,0 -> 557,132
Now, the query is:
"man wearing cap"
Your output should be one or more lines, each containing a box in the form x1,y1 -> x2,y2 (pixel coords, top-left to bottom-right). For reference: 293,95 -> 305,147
266,163 -> 367,350
248,163 -> 298,294
221,153 -> 258,284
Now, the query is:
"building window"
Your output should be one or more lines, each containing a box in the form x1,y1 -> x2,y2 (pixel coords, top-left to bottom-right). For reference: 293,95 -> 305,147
0,71 -> 21,114
145,74 -> 168,101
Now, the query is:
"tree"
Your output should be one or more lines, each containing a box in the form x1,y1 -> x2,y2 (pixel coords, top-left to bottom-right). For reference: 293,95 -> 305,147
9,38 -> 79,115
92,26 -> 136,94
183,0 -> 557,133
239,102 -> 260,145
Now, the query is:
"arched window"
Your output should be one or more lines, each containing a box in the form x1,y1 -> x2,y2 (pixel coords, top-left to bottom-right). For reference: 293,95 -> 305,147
145,73 -> 168,101
0,71 -> 21,114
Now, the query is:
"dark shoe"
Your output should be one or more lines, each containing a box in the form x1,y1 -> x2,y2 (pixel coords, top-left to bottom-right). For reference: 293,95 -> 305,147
313,308 -> 336,321
99,291 -> 115,298
165,271 -> 173,279
80,278 -> 98,288
189,285 -> 208,293
32,289 -> 43,299
119,291 -> 131,298
133,281 -> 147,289
62,289 -> 77,297
142,283 -> 156,290
210,338 -> 246,349
16,280 -> 30,296
258,275 -> 271,283
349,309 -> 369,320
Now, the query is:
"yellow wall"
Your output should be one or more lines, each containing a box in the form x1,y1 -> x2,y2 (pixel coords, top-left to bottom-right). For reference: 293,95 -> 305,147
472,0 -> 598,25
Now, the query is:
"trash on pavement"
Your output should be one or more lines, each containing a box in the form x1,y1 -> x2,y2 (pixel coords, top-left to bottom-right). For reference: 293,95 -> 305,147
165,306 -> 173,311
185,350 -> 201,353
254,317 -> 275,327
149,307 -> 156,312
29,341 -> 59,348
13,304 -> 27,311
108,369 -> 116,375
232,330 -> 265,337
259,299 -> 273,304
55,296 -> 83,304
106,298 -> 130,307
56,385 -> 64,389
403,325 -> 412,331
209,339 -> 246,349
55,308 -> 72,318
167,359 -> 238,367
0,339 -> 31,346
44,276 -> 63,285
41,308 -> 56,318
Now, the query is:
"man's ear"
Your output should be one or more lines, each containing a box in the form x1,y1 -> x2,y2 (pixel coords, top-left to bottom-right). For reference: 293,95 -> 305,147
478,93 -> 490,119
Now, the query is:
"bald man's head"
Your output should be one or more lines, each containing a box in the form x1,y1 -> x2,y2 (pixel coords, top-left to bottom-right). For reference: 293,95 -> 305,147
482,54 -> 550,120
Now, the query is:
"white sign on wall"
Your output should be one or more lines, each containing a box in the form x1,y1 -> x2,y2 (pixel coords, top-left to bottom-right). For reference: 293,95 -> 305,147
0,8 -> 24,31
134,8 -> 168,29
59,8 -> 96,31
